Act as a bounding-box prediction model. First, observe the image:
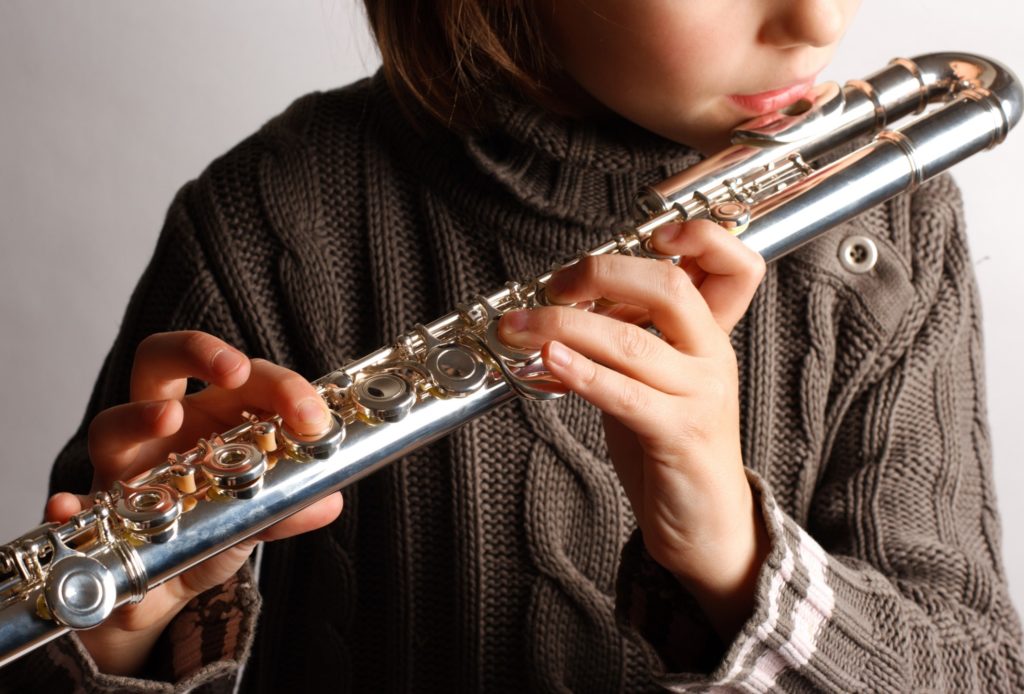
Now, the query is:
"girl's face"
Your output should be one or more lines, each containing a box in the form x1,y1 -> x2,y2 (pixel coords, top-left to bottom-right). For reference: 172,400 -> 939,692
539,0 -> 861,153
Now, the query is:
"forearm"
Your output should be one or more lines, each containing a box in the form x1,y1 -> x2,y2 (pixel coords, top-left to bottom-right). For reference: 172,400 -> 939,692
77,589 -> 191,676
671,480 -> 771,642
618,471 -> 1024,691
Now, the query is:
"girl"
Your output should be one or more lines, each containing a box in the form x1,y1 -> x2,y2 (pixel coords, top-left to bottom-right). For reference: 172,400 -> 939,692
7,1 -> 1023,691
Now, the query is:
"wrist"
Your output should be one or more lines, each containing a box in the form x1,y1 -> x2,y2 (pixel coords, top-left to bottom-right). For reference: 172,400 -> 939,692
77,588 -> 192,676
671,482 -> 770,641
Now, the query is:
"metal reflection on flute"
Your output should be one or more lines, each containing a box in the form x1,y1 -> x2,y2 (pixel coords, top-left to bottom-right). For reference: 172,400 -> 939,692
0,52 -> 1019,668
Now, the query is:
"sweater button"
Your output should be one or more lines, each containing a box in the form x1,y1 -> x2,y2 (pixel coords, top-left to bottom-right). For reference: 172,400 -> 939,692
838,235 -> 878,274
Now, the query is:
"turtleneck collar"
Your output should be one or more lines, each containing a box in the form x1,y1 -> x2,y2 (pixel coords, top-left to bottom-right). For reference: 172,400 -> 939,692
463,95 -> 702,227
373,73 -> 703,230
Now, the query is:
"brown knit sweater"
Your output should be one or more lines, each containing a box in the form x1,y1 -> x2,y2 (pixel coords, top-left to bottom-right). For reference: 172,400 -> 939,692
3,73 -> 1022,692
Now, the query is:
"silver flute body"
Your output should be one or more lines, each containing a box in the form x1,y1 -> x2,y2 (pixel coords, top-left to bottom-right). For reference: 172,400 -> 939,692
0,52 -> 1019,668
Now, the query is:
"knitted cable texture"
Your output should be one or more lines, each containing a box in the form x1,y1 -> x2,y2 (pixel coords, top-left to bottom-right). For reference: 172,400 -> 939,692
2,73 -> 1019,693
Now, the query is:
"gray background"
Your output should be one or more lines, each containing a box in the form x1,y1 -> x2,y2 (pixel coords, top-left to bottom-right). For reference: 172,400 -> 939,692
0,1 -> 1021,617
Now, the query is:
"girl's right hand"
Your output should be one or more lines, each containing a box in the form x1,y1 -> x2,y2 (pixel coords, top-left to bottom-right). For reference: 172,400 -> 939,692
44,331 -> 344,676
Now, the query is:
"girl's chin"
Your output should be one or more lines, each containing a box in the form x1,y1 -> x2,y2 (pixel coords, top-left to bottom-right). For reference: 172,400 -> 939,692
661,113 -> 748,155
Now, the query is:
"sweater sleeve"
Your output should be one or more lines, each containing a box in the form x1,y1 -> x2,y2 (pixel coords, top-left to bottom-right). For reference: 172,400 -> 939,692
0,183 -> 262,692
617,179 -> 1024,691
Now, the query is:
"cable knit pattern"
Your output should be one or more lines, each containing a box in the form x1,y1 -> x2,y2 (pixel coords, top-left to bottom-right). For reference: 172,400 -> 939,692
1,72 -> 1021,692
619,175 -> 1024,690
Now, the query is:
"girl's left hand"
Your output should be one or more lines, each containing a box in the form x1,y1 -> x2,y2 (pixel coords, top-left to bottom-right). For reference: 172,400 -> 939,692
499,219 -> 769,639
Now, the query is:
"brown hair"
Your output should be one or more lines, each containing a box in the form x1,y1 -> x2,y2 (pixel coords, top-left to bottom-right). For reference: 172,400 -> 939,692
361,0 -> 559,132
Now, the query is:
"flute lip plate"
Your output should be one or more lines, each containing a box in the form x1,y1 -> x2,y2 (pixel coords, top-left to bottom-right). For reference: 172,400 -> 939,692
731,81 -> 845,146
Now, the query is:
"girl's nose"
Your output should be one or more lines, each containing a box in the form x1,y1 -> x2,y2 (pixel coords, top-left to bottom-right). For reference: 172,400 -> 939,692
759,0 -> 848,49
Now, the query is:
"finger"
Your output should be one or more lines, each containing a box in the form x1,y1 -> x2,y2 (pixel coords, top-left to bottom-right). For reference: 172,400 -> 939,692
650,220 -> 766,333
162,493 -> 345,609
592,301 -> 649,326
499,307 -> 692,394
87,399 -> 184,485
131,331 -> 251,403
192,359 -> 332,437
256,492 -> 343,542
540,340 -> 672,441
543,254 -> 723,355
44,492 -> 90,523
678,256 -> 709,288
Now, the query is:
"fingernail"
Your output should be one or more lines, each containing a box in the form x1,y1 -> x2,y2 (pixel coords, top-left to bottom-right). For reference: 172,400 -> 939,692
211,349 -> 242,378
501,310 -> 530,335
297,398 -> 328,427
546,341 -> 572,368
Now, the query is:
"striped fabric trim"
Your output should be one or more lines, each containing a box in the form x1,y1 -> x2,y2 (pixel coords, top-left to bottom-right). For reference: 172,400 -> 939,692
167,574 -> 247,680
35,565 -> 262,693
712,495 -> 835,692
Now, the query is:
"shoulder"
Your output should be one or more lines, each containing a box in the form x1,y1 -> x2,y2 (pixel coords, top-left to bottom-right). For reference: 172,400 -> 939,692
174,74 -> 400,265
783,172 -> 967,331
192,75 -> 382,209
162,75 -> 401,370
252,74 -> 384,160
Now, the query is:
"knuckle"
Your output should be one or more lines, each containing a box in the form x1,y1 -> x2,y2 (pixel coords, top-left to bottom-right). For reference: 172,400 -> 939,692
553,306 -> 579,333
531,307 -> 558,334
670,398 -> 715,443
577,255 -> 607,287
180,330 -> 218,362
578,358 -> 601,390
722,347 -> 740,374
614,381 -> 645,413
135,331 -> 226,383
535,306 -> 573,336
690,218 -> 720,233
688,220 -> 721,247
134,331 -> 167,363
661,265 -> 692,299
702,373 -> 730,408
86,414 -> 105,446
696,359 -> 728,395
271,371 -> 312,404
691,360 -> 738,413
674,419 -> 709,448
746,250 -> 767,281
615,324 -> 649,361
686,219 -> 716,243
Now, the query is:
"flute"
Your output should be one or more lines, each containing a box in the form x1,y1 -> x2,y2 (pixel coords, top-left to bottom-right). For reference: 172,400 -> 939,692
0,52 -> 1018,668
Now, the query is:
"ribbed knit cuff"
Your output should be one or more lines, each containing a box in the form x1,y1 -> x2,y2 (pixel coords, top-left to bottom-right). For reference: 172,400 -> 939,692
616,528 -> 725,674
682,469 -> 850,691
35,563 -> 261,693
617,469 -> 866,692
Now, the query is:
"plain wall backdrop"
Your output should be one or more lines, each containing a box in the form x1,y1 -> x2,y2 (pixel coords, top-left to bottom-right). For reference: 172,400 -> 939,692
1,0 -> 1021,628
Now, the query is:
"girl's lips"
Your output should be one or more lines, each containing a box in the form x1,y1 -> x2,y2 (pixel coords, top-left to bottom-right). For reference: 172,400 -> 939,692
728,77 -> 817,114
